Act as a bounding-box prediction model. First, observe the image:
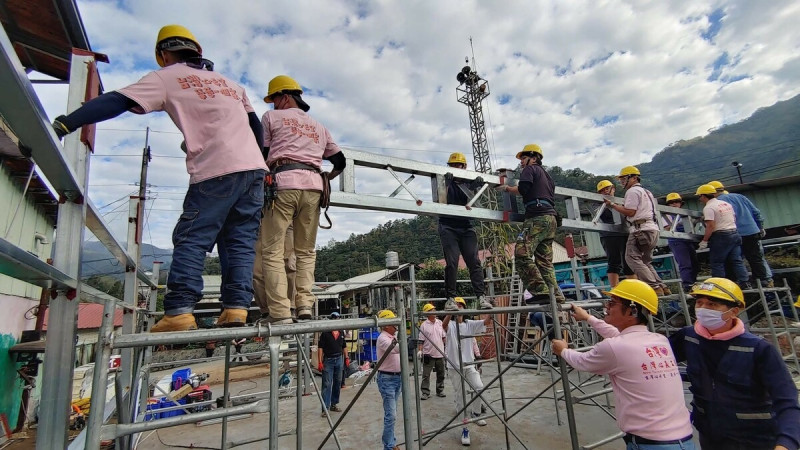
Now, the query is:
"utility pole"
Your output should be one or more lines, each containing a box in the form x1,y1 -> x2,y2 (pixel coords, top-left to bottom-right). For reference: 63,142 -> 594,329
732,161 -> 743,184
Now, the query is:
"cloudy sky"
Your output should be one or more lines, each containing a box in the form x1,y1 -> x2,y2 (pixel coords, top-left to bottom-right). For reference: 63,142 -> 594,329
33,0 -> 800,252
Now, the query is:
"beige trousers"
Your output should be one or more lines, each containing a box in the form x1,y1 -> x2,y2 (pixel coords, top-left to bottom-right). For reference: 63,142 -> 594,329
253,189 -> 320,319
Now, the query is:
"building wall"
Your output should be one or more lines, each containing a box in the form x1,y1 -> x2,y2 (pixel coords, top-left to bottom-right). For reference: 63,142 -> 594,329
0,161 -> 56,428
0,162 -> 54,298
0,294 -> 38,429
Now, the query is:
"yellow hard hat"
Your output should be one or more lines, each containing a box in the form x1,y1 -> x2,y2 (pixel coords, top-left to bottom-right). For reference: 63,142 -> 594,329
447,152 -> 467,165
453,297 -> 467,306
377,309 -> 397,319
689,277 -> 745,307
422,303 -> 435,313
155,25 -> 202,67
602,279 -> 658,315
665,192 -> 682,203
618,166 -> 640,177
264,75 -> 303,102
596,180 -> 613,192
516,143 -> 543,160
708,180 -> 724,191
695,184 -> 717,196
795,295 -> 800,308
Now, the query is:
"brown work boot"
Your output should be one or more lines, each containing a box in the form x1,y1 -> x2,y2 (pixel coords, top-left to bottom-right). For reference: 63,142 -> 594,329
151,314 -> 197,333
661,285 -> 672,295
216,309 -> 248,327
653,287 -> 665,296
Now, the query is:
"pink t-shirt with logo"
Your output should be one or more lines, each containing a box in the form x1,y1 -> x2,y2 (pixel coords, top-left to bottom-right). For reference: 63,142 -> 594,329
560,316 -> 692,441
623,184 -> 660,232
261,108 -> 341,191
118,63 -> 266,184
703,198 -> 737,231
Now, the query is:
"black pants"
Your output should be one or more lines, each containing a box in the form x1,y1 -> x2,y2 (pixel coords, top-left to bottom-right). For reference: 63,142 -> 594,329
421,355 -> 445,396
439,224 -> 484,298
699,433 -> 772,450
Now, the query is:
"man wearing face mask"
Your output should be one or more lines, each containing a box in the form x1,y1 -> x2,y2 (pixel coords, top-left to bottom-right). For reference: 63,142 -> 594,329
668,278 -> 800,450
552,280 -> 695,449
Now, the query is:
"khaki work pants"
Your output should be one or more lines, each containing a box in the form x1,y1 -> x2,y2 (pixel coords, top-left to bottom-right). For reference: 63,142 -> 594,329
253,189 -> 320,319
625,229 -> 663,288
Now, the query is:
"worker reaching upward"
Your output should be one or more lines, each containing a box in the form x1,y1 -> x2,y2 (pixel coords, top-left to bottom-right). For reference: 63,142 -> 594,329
52,25 -> 267,332
596,180 -> 635,287
604,166 -> 671,295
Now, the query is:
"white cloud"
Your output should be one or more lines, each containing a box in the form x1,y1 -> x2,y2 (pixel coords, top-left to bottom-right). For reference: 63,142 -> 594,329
29,0 -> 800,250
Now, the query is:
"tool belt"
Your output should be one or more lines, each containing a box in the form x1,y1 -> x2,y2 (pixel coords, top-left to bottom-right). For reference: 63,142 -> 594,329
268,158 -> 332,229
632,218 -> 651,227
524,198 -> 553,208
263,173 -> 278,210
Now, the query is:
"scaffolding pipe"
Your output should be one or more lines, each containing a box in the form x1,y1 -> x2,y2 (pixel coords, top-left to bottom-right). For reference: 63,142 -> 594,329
217,341 -> 231,448
296,333 -> 304,450
111,317 -> 401,348
85,298 -> 116,450
552,289 -> 580,450
269,336 -> 281,450
408,265 -> 424,450
101,401 -> 269,439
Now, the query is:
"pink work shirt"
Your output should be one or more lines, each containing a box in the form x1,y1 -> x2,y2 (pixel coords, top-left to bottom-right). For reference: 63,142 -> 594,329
419,318 -> 446,358
703,198 -> 737,231
376,330 -> 401,372
623,184 -> 660,232
560,316 -> 692,441
118,63 -> 266,184
261,108 -> 341,191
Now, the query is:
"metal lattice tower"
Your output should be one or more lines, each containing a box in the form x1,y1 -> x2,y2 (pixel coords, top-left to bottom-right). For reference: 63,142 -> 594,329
456,56 -> 511,276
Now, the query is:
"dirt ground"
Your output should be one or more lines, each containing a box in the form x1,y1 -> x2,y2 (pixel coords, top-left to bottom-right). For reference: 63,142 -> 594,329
132,358 -> 632,450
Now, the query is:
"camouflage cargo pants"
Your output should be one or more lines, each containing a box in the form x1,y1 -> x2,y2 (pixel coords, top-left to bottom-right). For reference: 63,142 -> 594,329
514,215 -> 565,302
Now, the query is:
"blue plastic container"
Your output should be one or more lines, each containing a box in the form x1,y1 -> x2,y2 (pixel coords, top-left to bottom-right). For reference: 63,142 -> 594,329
359,328 -> 380,341
158,397 -> 187,418
172,368 -> 191,390
359,345 -> 378,362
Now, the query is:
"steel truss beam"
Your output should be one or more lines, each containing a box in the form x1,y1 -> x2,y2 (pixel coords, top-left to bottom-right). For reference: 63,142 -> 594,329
331,148 -> 704,239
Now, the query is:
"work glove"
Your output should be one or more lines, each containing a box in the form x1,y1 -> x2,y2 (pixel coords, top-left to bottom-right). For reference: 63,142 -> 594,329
444,172 -> 454,184
416,351 -> 423,360
697,241 -> 708,250
469,176 -> 484,190
345,358 -> 350,367
52,115 -> 71,139
759,229 -> 766,238
318,362 -> 323,372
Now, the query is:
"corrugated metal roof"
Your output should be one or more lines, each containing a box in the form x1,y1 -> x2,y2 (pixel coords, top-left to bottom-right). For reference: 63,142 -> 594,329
322,263 -> 413,295
42,302 -> 122,330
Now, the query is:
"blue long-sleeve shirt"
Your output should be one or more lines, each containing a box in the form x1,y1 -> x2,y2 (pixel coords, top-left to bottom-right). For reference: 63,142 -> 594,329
717,192 -> 763,236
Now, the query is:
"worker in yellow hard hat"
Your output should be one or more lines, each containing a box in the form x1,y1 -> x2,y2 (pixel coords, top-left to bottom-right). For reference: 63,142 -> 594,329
442,297 -> 493,445
499,144 -> 565,304
417,303 -> 446,400
604,166 -> 671,295
596,180 -> 635,287
253,75 -> 347,325
710,181 -> 774,288
662,193 -> 698,292
553,280 -> 695,446
375,309 -> 402,450
669,278 -> 800,449
440,153 -> 492,311
51,25 -> 268,332
696,185 -> 750,288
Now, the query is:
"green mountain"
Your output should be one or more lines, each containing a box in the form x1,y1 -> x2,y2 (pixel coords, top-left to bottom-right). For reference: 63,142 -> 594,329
317,94 -> 800,281
640,94 -> 800,196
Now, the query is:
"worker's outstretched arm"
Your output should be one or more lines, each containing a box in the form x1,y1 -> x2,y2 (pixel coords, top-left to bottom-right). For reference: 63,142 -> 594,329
52,91 -> 139,138
247,112 -> 264,150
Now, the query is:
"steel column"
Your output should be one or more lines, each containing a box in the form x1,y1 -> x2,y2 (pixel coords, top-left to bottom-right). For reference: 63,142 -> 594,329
37,51 -> 95,450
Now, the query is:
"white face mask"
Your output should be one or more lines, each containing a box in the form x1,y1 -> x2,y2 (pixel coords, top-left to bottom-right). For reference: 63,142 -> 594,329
695,308 -> 731,330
